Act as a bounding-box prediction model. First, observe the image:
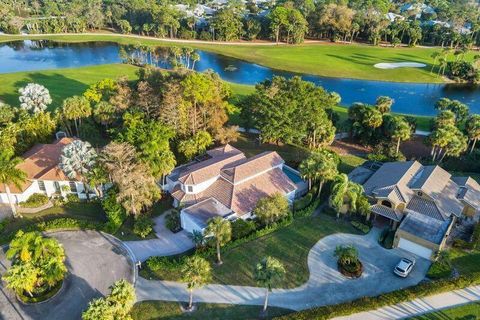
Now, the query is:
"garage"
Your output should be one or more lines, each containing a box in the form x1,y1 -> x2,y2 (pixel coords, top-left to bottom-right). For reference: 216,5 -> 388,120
397,238 -> 433,260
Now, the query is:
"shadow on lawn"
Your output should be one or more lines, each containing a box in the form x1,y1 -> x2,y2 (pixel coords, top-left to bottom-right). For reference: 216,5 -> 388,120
4,73 -> 90,109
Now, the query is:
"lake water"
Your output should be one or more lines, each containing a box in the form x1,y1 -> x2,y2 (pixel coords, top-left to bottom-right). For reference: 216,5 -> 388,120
0,40 -> 479,115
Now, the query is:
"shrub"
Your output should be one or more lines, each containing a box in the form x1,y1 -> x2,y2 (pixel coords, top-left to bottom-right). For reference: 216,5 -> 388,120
351,221 -> 370,234
165,210 -> 181,233
20,193 -> 49,208
102,190 -> 126,233
231,219 -> 256,240
378,228 -> 395,249
471,222 -> 480,249
254,193 -> 290,226
133,216 -> 154,238
453,238 -> 474,250
66,193 -> 80,203
293,193 -> 313,211
427,260 -> 452,279
144,256 -> 185,281
334,245 -> 362,278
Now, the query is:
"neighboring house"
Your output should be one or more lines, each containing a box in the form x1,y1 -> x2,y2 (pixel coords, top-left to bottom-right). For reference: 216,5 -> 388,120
0,138 -> 92,205
162,144 -> 307,233
385,12 -> 405,22
349,161 -> 480,260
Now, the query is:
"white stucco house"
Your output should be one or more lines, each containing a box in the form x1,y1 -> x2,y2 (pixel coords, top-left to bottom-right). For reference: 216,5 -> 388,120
162,144 -> 307,234
0,138 -> 92,205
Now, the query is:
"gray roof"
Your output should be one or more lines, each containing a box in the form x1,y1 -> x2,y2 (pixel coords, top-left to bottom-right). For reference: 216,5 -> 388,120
406,196 -> 445,220
452,177 -> 480,210
182,198 -> 233,229
363,161 -> 420,204
348,166 -> 375,185
399,211 -> 451,244
371,204 -> 403,222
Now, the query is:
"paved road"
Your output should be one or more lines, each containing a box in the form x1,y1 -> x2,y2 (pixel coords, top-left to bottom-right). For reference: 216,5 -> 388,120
334,285 -> 480,320
124,213 -> 194,262
136,229 -> 431,311
0,231 -> 134,320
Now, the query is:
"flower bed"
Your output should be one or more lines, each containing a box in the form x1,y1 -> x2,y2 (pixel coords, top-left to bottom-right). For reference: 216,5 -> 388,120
338,260 -> 363,278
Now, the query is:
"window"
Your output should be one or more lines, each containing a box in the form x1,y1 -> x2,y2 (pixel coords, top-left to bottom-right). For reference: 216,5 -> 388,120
38,180 -> 46,192
54,182 -> 61,193
381,200 -> 392,208
187,186 -> 193,192
69,182 -> 77,193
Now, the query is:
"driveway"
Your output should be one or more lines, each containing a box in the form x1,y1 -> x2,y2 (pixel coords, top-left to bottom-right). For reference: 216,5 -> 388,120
124,213 -> 194,262
136,228 -> 430,311
0,230 -> 134,320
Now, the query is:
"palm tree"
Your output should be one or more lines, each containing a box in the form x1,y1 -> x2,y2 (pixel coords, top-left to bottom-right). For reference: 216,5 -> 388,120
205,217 -> 232,265
375,96 -> 394,114
389,117 -> 412,155
188,230 -> 206,249
86,165 -> 108,198
59,140 -> 97,199
181,256 -> 212,311
299,149 -> 339,197
254,256 -> 286,314
330,174 -> 364,219
466,114 -> 480,153
191,52 -> 200,70
430,51 -> 440,72
0,149 -> 27,218
59,96 -> 92,136
2,262 -> 38,297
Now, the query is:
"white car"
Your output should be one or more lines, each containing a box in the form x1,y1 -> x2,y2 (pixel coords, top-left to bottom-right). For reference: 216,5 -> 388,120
394,258 -> 415,277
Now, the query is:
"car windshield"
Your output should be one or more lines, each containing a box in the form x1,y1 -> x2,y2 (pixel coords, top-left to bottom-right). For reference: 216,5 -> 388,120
396,266 -> 406,273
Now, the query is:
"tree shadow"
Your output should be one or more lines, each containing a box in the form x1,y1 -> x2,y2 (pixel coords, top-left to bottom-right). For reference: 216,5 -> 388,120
2,73 -> 93,110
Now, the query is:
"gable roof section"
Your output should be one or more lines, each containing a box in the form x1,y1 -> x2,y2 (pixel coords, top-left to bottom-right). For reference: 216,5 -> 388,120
453,177 -> 480,210
409,165 -> 451,195
0,137 -> 75,193
220,151 -> 285,184
363,161 -> 420,204
177,147 -> 245,185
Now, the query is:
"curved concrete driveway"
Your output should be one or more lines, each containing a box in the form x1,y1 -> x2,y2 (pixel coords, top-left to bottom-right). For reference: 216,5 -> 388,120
124,214 -> 194,262
0,230 -> 134,320
136,229 -> 430,311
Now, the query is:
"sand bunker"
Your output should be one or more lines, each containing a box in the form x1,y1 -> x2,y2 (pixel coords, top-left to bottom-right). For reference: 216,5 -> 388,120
374,62 -> 427,69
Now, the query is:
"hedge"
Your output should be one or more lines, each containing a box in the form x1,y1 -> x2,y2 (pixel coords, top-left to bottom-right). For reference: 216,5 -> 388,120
20,193 -> 49,208
0,218 -> 104,244
350,221 -> 370,234
275,272 -> 480,319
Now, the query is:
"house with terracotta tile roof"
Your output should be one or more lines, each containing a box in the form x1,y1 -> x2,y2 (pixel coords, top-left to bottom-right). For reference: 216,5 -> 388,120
0,138 -> 92,205
162,144 -> 307,233
349,160 -> 480,260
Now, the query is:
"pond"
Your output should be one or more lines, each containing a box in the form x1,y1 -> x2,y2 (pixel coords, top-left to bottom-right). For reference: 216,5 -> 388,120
1,40 -> 479,115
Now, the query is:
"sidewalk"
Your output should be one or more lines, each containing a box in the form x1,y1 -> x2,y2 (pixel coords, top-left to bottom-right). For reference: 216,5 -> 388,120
334,285 -> 480,320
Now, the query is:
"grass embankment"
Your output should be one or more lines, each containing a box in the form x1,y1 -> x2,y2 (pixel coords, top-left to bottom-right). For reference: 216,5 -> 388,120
0,64 -> 433,131
142,213 -> 359,288
409,302 -> 480,319
2,33 -> 474,83
131,300 -> 293,320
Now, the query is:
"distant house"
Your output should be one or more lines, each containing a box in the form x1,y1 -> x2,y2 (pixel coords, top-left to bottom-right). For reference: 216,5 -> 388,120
0,138 -> 93,205
385,12 -> 405,23
162,144 -> 307,233
349,161 -> 480,260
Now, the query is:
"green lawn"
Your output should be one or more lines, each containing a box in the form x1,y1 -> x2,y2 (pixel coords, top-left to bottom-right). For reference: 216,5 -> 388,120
409,302 -> 480,319
450,248 -> 480,275
2,33 -> 475,83
131,301 -> 293,320
0,201 -> 105,244
338,154 -> 366,174
142,214 -> 359,288
0,64 -> 140,109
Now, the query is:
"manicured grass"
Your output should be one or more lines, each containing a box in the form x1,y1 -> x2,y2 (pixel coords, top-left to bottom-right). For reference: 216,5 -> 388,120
131,300 -> 293,320
231,133 -> 310,167
3,33 -> 475,83
0,201 -> 106,243
338,154 -> 366,174
0,64 -> 140,109
409,302 -> 480,319
450,248 -> 480,275
211,214 -> 359,288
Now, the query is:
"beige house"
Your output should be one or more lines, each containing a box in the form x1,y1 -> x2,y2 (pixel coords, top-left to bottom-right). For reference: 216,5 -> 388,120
349,161 -> 480,260
162,144 -> 307,233
0,138 -> 93,205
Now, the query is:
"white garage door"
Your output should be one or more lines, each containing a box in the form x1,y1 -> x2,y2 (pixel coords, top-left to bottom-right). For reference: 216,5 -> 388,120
398,238 -> 432,260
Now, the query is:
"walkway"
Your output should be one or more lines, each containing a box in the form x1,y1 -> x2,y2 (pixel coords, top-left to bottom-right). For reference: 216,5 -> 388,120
124,213 -> 194,262
334,285 -> 480,320
136,229 -> 430,311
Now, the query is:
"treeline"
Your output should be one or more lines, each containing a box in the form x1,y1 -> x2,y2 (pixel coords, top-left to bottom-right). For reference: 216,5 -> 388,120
1,0 -> 479,47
